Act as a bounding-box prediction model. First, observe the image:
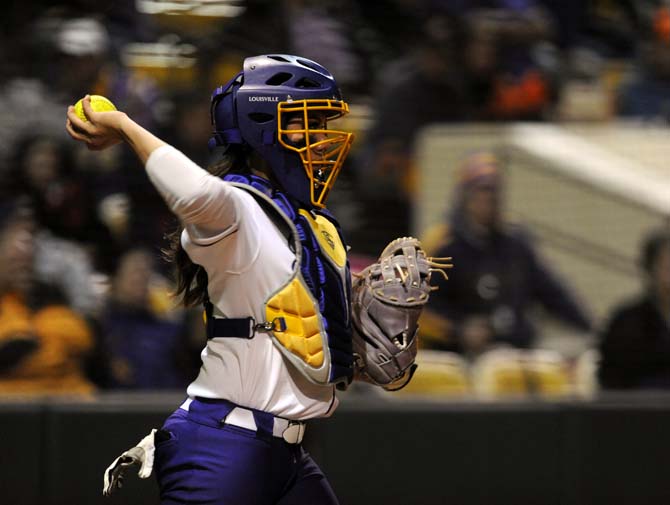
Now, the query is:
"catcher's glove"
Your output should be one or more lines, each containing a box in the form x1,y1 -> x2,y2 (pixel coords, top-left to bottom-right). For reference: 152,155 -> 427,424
351,236 -> 452,390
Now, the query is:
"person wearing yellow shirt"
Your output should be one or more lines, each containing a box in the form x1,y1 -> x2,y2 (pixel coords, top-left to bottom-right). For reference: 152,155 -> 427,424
0,197 -> 94,396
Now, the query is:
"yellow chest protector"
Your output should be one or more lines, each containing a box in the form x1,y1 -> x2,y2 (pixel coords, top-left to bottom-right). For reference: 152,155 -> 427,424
229,183 -> 353,388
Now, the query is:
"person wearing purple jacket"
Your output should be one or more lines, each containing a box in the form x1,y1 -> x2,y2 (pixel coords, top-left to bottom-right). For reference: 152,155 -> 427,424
423,151 -> 591,356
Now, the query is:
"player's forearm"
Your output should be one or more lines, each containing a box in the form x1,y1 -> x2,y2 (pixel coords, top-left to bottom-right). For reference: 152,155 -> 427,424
118,114 -> 166,165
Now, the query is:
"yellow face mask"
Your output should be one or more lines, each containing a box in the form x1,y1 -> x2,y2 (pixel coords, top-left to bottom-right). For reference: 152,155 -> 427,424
277,99 -> 354,208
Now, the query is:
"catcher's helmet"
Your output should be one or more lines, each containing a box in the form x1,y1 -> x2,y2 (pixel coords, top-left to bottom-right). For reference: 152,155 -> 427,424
209,54 -> 354,208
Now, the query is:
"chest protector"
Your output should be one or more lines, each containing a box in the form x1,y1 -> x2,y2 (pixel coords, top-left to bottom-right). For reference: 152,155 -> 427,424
215,174 -> 354,389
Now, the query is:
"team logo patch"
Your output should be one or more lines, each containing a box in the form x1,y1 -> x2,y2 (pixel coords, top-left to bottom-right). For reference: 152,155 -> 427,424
321,230 -> 335,250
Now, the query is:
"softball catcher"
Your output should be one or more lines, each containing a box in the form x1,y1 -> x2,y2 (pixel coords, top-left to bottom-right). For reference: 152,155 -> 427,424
67,54 -> 449,505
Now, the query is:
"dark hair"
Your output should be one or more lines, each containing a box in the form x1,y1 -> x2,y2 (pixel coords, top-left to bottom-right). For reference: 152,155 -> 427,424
640,228 -> 670,274
162,144 -> 254,307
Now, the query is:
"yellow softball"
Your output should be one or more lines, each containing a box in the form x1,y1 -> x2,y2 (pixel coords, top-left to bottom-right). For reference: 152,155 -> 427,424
74,95 -> 117,122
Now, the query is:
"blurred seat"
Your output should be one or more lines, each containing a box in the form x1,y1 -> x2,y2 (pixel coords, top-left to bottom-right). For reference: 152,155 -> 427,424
471,348 -> 527,398
472,348 -> 576,399
397,350 -> 470,397
573,348 -> 600,399
522,349 -> 573,398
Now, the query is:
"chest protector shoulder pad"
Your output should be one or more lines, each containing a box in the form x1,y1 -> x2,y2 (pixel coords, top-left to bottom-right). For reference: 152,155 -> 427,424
224,175 -> 354,389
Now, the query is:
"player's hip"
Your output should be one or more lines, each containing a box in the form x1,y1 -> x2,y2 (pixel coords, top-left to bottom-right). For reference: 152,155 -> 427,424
153,397 -> 327,504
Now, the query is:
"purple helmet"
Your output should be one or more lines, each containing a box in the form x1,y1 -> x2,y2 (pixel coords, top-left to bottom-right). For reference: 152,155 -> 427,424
209,54 -> 354,208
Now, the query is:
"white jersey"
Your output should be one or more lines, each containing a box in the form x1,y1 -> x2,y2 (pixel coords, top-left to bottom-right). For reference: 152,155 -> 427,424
146,145 -> 337,420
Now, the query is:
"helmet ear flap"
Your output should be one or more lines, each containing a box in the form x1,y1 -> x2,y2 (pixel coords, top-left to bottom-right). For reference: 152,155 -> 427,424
209,71 -> 244,150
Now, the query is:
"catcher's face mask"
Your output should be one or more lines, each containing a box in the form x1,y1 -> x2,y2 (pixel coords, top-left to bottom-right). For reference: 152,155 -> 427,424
210,55 -> 355,208
277,99 -> 354,208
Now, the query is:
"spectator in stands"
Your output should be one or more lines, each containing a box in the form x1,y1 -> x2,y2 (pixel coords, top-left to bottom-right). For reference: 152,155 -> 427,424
283,0 -> 374,99
598,229 -> 670,389
363,2 -> 557,162
459,1 -> 558,120
44,16 -> 162,129
7,133 -> 119,275
0,14 -> 169,259
97,247 -> 201,389
421,151 -> 592,356
351,12 -> 474,254
0,197 -> 95,395
616,4 -> 670,121
32,225 -> 103,320
47,16 -> 173,254
353,4 -> 557,254
5,134 -> 103,317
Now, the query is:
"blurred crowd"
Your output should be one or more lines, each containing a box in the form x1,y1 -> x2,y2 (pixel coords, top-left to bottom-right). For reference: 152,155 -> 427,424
0,0 -> 668,397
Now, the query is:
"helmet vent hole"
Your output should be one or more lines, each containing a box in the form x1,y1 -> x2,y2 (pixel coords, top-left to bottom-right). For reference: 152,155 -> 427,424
266,72 -> 292,86
297,58 -> 323,73
267,55 -> 291,63
295,77 -> 321,89
248,112 -> 274,123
